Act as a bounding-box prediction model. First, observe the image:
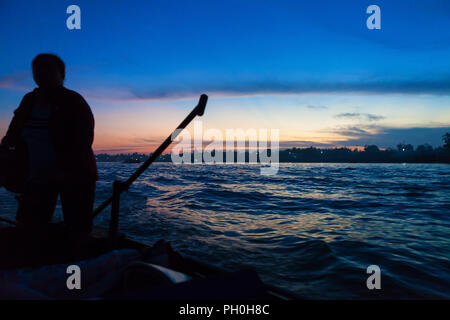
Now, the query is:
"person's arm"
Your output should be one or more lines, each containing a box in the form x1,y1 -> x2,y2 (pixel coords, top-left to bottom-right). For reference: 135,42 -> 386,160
0,115 -> 19,147
0,93 -> 32,191
73,93 -> 95,152
54,91 -> 95,181
1,93 -> 32,147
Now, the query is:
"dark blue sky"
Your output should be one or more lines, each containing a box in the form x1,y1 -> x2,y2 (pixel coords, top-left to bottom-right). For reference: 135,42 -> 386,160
1,0 -> 449,152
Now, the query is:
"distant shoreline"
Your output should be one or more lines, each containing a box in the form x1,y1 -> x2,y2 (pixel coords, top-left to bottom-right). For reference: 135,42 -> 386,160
96,161 -> 450,164
95,145 -> 450,164
96,161 -> 449,164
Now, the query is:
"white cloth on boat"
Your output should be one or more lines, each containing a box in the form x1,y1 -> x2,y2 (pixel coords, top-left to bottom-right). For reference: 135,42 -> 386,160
0,249 -> 141,299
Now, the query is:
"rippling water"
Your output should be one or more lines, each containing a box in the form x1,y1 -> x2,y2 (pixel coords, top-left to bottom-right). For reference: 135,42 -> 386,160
1,163 -> 449,299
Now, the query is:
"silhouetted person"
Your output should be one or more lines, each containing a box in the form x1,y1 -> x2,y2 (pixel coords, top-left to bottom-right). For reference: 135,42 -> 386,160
1,54 -> 98,238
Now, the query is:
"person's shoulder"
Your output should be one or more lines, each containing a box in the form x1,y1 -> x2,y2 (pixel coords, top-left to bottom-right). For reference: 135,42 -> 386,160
22,89 -> 38,101
61,87 -> 90,105
23,90 -> 35,99
61,87 -> 85,100
13,89 -> 37,114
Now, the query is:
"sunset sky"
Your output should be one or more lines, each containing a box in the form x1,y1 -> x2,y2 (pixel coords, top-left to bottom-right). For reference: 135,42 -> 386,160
1,0 -> 449,153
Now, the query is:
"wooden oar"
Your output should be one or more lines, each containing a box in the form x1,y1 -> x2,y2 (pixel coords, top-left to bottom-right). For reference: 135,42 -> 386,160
92,94 -> 208,219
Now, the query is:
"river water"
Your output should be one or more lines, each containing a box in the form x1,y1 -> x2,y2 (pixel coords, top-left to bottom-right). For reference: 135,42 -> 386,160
1,162 -> 449,299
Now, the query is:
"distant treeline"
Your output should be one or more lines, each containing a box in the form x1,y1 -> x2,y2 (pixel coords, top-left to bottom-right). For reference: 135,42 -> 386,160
96,134 -> 450,164
278,144 -> 449,163
95,144 -> 450,164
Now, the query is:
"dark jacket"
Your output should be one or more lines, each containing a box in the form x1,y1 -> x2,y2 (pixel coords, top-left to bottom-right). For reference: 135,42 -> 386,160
1,87 -> 98,188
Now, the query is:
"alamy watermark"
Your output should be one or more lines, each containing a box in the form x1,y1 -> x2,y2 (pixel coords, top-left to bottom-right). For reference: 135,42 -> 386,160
66,4 -> 380,31
366,5 -> 381,30
366,265 -> 381,290
170,120 -> 280,176
66,264 -> 81,290
66,5 -> 81,30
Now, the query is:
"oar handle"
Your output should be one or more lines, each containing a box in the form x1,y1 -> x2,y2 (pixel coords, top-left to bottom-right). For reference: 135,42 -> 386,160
92,94 -> 208,219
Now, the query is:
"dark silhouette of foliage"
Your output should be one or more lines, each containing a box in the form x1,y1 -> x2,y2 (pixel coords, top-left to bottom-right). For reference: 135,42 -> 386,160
365,145 -> 380,153
96,135 -> 450,164
443,132 -> 450,150
397,143 -> 414,152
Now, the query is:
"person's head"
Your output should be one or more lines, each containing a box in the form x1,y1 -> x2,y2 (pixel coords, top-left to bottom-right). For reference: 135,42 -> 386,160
32,53 -> 65,88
